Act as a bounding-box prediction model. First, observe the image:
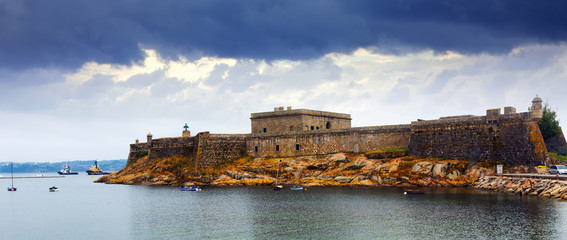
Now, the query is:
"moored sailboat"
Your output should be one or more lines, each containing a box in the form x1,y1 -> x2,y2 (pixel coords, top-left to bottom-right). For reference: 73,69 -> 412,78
7,162 -> 16,192
273,160 -> 283,190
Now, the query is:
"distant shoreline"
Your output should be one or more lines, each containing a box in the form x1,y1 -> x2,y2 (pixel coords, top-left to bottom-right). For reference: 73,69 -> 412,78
0,175 -> 65,179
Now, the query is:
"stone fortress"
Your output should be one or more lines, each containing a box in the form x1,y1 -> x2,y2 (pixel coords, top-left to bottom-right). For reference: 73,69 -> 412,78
127,97 -> 555,168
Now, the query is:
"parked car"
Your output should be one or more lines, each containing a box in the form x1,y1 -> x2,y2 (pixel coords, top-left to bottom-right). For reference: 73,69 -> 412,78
548,165 -> 567,175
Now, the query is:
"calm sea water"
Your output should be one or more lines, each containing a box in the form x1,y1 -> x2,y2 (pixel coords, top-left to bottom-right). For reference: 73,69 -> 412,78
1,173 -> 566,240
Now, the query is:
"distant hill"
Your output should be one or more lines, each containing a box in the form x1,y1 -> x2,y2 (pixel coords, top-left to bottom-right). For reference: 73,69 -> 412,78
0,160 -> 127,173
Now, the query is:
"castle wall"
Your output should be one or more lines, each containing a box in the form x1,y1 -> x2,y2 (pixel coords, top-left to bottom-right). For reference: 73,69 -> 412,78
194,132 -> 248,168
408,112 -> 548,166
299,114 -> 351,131
247,125 -> 412,158
127,137 -> 195,166
251,114 -> 304,133
148,137 -> 196,161
128,104 -> 551,169
127,143 -> 149,166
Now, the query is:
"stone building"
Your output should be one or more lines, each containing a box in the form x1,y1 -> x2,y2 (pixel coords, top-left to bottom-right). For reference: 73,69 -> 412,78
250,106 -> 351,134
127,96 -> 561,168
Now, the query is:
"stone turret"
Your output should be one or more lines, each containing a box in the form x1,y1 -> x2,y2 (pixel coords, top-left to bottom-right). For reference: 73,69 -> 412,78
147,132 -> 153,146
532,95 -> 543,121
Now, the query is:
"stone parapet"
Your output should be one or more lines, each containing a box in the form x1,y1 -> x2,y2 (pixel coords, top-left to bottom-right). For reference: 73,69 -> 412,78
250,108 -> 351,120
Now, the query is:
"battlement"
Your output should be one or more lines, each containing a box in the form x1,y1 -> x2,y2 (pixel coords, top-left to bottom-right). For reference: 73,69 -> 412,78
251,107 -> 351,120
250,107 -> 351,134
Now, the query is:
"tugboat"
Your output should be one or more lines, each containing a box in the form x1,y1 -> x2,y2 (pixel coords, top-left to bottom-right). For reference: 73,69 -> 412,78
49,186 -> 59,192
86,160 -> 110,175
57,164 -> 78,175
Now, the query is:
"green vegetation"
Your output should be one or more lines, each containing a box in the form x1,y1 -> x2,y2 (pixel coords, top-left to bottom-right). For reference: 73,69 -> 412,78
538,102 -> 561,138
549,152 -> 567,162
366,147 -> 408,154
134,151 -> 149,159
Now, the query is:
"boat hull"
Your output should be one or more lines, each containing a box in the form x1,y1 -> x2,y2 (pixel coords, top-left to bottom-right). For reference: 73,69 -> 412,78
180,186 -> 201,191
86,170 -> 110,175
404,189 -> 426,194
58,172 -> 79,175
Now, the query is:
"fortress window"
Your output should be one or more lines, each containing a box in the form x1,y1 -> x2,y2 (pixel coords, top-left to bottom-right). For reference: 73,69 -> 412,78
316,127 -> 319,130
326,122 -> 331,129
255,146 -> 258,152
290,126 -> 293,131
276,145 -> 280,151
263,128 -> 267,133
296,144 -> 300,151
311,126 -> 314,130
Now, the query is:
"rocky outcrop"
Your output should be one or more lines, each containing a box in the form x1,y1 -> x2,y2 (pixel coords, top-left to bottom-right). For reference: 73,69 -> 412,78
472,176 -> 567,200
97,152 -> 487,188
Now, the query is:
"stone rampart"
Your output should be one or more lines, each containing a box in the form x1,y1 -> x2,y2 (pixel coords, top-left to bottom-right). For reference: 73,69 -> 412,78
247,125 -> 412,158
127,143 -> 149,166
194,132 -> 247,168
127,137 -> 195,166
127,108 -> 554,169
408,113 -> 548,166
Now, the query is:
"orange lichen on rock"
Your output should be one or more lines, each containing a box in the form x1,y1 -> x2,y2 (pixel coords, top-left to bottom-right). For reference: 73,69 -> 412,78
98,152 -> 488,188
528,122 -> 548,158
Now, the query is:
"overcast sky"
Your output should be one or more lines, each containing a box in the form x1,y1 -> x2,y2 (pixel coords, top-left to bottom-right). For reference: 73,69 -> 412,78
1,0 -> 566,163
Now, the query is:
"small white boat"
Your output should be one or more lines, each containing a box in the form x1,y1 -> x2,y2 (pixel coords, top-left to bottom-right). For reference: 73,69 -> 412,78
49,186 -> 59,192
180,186 -> 201,191
290,186 -> 304,191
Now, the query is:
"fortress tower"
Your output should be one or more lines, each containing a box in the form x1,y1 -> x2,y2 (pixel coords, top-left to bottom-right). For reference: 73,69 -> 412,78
250,106 -> 351,134
147,132 -> 153,146
532,95 -> 543,121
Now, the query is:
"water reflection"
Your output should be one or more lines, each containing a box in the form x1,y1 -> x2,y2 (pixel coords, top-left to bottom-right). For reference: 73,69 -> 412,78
127,186 -> 566,239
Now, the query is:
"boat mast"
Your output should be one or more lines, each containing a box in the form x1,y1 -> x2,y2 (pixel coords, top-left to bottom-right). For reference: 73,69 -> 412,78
276,160 -> 281,185
10,162 -> 14,187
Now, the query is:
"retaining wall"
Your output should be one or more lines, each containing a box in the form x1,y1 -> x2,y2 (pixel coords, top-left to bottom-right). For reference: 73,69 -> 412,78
408,113 -> 548,166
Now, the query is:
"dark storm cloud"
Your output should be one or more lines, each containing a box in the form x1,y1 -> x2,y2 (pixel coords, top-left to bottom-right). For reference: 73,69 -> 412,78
1,0 -> 566,70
